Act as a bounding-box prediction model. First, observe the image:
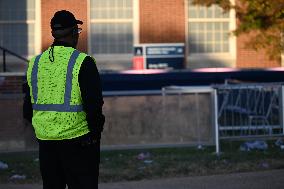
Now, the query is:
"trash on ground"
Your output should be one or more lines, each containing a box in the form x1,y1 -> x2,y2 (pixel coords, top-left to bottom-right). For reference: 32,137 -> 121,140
275,138 -> 284,150
240,140 -> 268,151
10,174 -> 26,180
138,166 -> 146,171
222,159 -> 229,165
259,162 -> 270,168
137,152 -> 151,160
144,160 -> 153,164
275,138 -> 283,146
0,161 -> 8,170
197,144 -> 204,150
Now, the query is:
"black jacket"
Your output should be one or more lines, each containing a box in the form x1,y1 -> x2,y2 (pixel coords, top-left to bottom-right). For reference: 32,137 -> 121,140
23,41 -> 105,139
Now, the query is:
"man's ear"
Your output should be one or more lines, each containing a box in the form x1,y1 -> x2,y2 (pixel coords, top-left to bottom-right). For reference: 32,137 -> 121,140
72,28 -> 77,36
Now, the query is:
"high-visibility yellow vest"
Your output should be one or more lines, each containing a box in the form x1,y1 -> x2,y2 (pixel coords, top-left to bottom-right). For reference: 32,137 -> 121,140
27,46 -> 93,140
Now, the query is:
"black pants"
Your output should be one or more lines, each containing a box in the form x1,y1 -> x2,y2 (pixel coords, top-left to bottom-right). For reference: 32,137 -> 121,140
38,135 -> 100,189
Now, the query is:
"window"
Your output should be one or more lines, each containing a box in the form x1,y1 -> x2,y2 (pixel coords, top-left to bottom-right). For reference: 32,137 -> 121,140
0,0 -> 36,56
187,0 -> 234,54
90,0 -> 134,54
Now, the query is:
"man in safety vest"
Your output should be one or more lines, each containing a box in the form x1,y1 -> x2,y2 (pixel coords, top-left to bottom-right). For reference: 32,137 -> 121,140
23,10 -> 105,189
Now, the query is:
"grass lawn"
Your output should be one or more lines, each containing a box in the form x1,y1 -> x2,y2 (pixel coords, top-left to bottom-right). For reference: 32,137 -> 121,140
0,141 -> 284,184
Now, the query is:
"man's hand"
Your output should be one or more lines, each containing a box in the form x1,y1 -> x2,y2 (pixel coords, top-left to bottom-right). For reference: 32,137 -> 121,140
81,114 -> 105,147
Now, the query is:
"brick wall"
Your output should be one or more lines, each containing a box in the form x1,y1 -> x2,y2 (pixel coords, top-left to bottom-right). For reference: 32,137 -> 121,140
139,0 -> 185,43
38,0 -> 281,68
41,0 -> 88,52
236,32 -> 281,68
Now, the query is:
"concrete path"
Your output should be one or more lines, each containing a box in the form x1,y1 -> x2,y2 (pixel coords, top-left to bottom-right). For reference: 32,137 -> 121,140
0,169 -> 283,189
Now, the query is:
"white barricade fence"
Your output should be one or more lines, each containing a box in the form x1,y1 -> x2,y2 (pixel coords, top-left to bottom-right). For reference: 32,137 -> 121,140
214,83 -> 284,154
162,86 -> 215,147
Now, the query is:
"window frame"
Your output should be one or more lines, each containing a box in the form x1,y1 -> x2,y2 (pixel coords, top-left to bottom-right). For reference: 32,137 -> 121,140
185,0 -> 236,60
0,0 -> 41,59
87,0 -> 139,58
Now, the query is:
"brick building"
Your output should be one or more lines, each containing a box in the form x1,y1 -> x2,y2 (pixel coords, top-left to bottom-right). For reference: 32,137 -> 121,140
0,0 -> 282,71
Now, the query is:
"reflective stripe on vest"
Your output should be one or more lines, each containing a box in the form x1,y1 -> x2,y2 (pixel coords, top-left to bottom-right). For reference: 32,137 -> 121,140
31,50 -> 83,112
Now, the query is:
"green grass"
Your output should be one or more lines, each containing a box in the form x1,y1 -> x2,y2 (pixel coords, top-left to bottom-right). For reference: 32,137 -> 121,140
0,151 -> 40,184
1,141 -> 284,184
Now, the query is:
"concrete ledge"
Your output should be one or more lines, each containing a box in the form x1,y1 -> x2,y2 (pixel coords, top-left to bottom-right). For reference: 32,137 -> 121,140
0,72 -> 25,76
0,94 -> 24,99
0,140 -> 25,152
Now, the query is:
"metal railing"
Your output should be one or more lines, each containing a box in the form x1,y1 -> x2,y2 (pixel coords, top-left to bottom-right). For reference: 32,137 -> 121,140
162,86 -> 215,147
214,83 -> 284,154
0,46 -> 29,72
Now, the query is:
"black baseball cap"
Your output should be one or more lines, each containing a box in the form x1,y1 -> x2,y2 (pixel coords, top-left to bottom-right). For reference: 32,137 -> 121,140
51,10 -> 83,30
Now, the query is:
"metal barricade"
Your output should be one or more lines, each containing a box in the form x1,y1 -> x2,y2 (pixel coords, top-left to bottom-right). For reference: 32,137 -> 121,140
162,86 -> 214,147
214,83 -> 284,154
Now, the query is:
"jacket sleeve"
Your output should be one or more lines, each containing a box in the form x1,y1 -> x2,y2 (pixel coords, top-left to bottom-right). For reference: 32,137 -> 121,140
23,81 -> 33,123
78,56 -> 105,136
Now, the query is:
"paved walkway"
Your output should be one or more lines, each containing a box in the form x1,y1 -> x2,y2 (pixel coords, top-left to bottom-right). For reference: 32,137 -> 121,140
0,169 -> 283,189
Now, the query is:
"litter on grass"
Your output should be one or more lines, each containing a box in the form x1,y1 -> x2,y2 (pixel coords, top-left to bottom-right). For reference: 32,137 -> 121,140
0,161 -> 8,170
240,140 -> 268,151
274,138 -> 284,150
137,152 -> 151,160
275,138 -> 283,146
144,160 -> 153,164
10,174 -> 26,180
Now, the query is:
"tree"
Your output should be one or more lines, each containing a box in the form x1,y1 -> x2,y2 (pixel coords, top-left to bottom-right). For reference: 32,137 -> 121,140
192,0 -> 284,60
